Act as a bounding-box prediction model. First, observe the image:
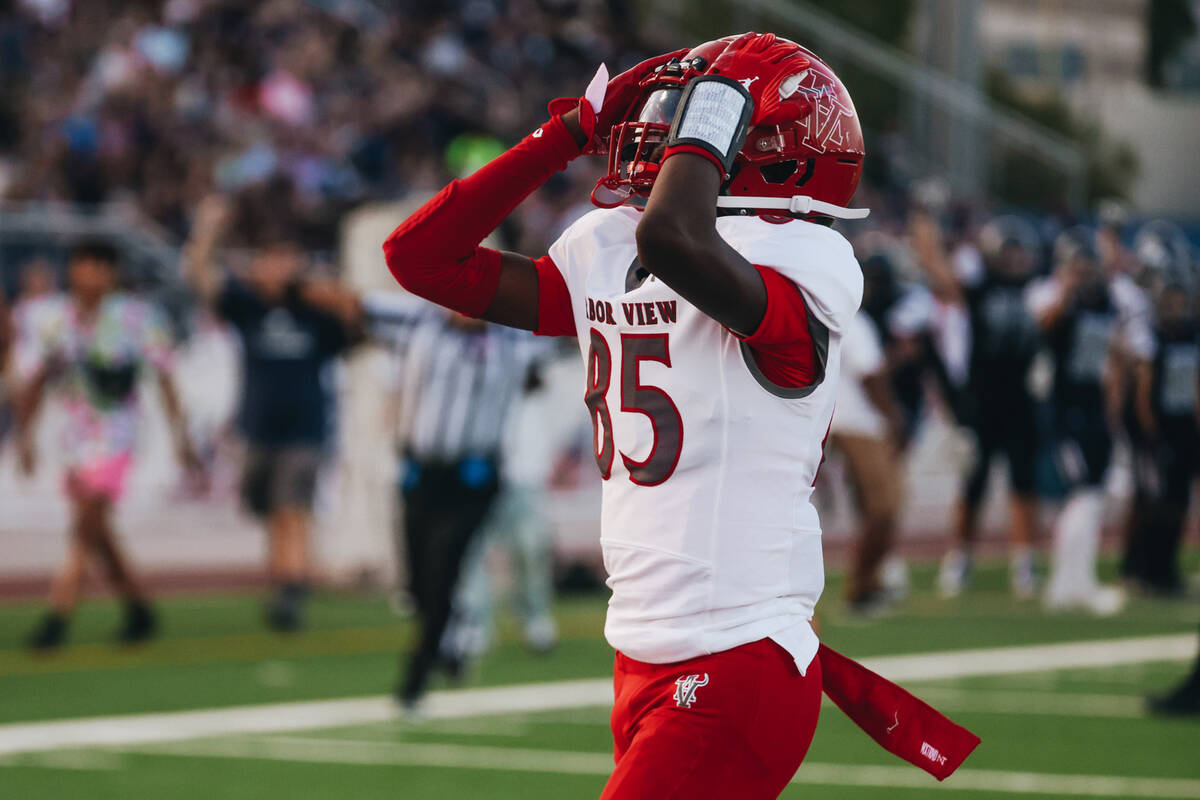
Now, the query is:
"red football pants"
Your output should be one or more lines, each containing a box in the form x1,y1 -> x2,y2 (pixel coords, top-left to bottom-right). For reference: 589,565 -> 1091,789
600,638 -> 822,800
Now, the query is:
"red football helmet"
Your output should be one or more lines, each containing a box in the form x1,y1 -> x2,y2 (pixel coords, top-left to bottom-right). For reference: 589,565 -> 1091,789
592,35 -> 867,220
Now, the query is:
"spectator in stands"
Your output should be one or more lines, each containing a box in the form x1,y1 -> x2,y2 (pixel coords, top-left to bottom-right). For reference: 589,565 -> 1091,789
182,195 -> 362,632
0,0 -> 644,250
15,240 -> 195,650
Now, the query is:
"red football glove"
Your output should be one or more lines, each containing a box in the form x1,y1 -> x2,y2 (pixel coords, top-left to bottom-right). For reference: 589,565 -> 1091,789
548,48 -> 690,154
705,32 -> 811,127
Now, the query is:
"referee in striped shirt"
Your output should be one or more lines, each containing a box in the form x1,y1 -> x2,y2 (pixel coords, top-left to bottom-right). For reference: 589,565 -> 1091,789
371,299 -> 537,710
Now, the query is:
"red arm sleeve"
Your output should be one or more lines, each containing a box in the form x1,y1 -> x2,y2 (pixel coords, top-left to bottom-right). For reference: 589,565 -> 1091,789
738,265 -> 819,389
381,115 -> 582,318
533,256 -> 575,337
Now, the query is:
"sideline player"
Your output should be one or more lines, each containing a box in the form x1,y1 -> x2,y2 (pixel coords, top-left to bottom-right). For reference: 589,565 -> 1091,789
1121,220 -> 1195,594
828,307 -> 905,614
1129,262 -> 1198,594
1029,229 -> 1149,615
382,34 -> 977,797
914,214 -> 1043,599
15,241 -> 195,649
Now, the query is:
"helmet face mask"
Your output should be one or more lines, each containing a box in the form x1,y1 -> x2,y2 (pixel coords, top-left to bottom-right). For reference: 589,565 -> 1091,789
591,36 -> 866,218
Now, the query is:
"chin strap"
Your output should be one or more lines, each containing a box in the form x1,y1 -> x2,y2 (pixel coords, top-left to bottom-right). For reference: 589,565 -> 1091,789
716,194 -> 870,219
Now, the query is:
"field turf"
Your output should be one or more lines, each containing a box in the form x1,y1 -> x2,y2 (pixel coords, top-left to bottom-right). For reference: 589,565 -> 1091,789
1,559 -> 1198,799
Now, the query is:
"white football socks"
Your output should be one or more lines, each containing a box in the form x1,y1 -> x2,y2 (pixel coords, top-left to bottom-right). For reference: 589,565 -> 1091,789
1045,490 -> 1124,615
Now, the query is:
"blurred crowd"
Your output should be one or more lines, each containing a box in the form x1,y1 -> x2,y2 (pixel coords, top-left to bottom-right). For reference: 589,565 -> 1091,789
0,0 -> 643,250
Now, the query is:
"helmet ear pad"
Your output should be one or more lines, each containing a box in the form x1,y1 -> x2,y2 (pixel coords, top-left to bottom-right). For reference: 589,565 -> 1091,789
754,158 -> 816,189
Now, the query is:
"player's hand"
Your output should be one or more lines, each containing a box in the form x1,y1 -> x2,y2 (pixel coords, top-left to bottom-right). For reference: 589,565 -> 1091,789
193,194 -> 231,239
704,32 -> 811,127
299,279 -> 362,324
551,49 -> 691,155
592,50 -> 690,151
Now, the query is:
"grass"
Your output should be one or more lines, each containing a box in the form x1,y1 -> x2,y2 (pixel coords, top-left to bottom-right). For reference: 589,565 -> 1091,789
1,558 -> 1198,798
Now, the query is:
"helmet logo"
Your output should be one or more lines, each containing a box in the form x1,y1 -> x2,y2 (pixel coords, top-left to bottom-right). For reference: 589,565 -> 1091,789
738,76 -> 759,90
798,80 -> 855,154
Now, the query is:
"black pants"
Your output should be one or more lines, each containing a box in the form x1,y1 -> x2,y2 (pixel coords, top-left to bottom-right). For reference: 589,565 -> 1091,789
397,456 -> 499,702
1122,422 -> 1199,592
962,392 -> 1038,504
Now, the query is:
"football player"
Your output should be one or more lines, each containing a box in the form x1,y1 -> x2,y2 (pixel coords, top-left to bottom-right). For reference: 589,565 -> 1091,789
914,214 -> 1044,599
382,33 -> 977,797
1029,228 -> 1151,615
1121,220 -> 1196,594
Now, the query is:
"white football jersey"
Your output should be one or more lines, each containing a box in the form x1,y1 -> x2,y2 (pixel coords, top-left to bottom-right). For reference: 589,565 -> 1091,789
546,206 -> 863,673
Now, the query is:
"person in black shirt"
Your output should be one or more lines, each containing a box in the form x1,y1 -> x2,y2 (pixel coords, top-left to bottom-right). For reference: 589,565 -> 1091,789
1129,274 -> 1199,594
1120,222 -> 1197,594
184,195 -> 362,630
1029,228 -> 1143,616
914,213 -> 1042,599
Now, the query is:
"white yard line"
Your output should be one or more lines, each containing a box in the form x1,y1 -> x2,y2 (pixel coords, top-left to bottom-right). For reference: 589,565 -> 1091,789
0,633 -> 1192,758
0,679 -> 612,757
855,634 -> 1196,682
908,687 -> 1145,718
124,737 -> 1200,799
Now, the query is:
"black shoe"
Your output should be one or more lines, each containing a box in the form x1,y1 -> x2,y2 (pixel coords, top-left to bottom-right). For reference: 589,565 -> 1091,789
847,589 -> 901,619
26,613 -> 69,651
266,583 -> 308,633
1146,681 -> 1200,717
394,686 -> 427,720
117,602 -> 158,645
438,652 -> 466,685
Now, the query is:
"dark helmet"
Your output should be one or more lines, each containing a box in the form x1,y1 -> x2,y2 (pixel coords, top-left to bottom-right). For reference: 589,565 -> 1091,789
1133,220 -> 1193,290
979,215 -> 1040,278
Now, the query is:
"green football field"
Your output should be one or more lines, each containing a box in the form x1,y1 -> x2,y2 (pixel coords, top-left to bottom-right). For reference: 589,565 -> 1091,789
1,559 -> 1198,799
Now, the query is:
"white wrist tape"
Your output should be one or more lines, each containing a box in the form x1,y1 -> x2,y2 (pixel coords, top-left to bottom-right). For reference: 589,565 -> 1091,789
666,76 -> 754,174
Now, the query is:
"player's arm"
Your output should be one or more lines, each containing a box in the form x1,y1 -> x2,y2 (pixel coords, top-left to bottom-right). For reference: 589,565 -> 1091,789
864,370 -> 908,449
182,194 -> 232,307
382,52 -> 687,335
638,33 -> 834,350
1030,273 -> 1080,332
381,107 -> 584,333
635,35 -> 796,334
156,369 -> 201,474
1132,357 -> 1158,440
14,365 -> 47,476
909,210 -> 963,304
636,156 -> 767,335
